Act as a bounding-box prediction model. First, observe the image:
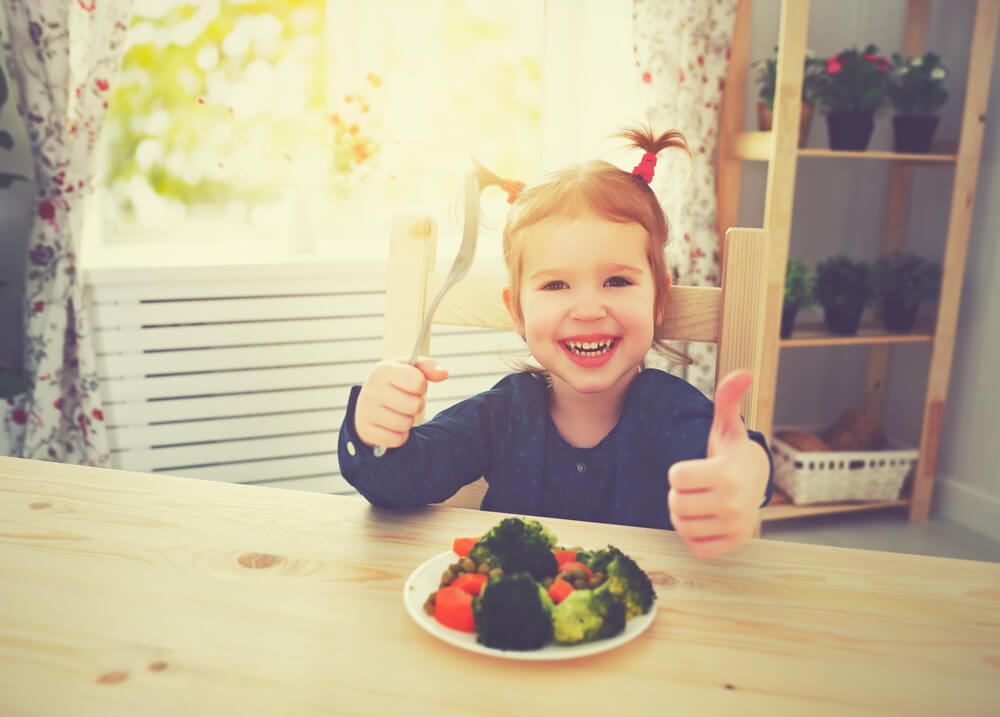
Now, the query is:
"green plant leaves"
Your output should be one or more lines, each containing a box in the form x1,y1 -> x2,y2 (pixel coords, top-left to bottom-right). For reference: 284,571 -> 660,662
814,255 -> 876,311
887,51 -> 949,115
784,258 -> 816,310
873,252 -> 941,309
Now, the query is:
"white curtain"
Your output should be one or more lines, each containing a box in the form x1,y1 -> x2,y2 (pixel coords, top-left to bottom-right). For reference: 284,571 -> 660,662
2,0 -> 131,464
633,0 -> 738,396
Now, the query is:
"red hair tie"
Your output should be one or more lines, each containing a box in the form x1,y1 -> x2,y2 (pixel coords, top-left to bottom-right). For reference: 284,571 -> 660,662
632,152 -> 657,183
501,179 -> 525,203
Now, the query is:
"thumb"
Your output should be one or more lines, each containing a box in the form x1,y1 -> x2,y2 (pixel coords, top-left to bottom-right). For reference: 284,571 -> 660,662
708,370 -> 752,456
413,357 -> 449,383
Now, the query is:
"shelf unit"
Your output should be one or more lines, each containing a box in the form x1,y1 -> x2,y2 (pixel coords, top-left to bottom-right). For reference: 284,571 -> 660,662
718,0 -> 999,524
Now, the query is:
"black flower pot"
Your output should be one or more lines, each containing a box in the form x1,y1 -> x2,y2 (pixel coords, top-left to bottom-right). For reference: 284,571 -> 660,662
780,306 -> 798,339
822,303 -> 865,335
892,115 -> 939,154
882,294 -> 920,332
825,110 -> 876,151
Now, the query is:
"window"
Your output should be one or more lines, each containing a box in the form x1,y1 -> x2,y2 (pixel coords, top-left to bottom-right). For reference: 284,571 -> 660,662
88,0 -> 637,267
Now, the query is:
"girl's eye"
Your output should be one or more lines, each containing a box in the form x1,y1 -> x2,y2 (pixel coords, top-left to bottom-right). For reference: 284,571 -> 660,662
605,276 -> 633,287
541,280 -> 568,290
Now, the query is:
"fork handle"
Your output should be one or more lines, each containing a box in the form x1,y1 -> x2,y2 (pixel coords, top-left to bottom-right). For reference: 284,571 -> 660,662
371,266 -> 463,457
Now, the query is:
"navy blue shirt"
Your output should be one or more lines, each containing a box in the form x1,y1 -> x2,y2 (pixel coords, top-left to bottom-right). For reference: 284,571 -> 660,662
338,368 -> 772,530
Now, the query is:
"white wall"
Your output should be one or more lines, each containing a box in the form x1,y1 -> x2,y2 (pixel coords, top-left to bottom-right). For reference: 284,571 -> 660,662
930,25 -> 1000,541
739,0 -> 1000,539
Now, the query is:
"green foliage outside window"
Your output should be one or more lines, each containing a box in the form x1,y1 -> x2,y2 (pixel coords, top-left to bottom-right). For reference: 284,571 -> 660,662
105,1 -> 330,214
103,0 -> 543,235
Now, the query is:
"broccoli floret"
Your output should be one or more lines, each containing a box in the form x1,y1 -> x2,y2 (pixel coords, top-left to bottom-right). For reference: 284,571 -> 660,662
596,546 -> 656,619
580,547 -> 615,575
551,588 -> 626,645
472,572 -> 554,650
468,517 -> 558,581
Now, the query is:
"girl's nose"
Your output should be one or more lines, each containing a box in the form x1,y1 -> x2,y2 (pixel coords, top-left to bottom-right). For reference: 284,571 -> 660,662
570,294 -> 608,320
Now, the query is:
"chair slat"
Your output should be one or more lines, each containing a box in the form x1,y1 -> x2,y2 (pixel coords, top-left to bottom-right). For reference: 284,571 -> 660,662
717,227 -> 768,431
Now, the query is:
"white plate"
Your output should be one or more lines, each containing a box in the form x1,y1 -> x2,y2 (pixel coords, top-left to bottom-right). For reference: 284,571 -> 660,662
402,550 -> 657,660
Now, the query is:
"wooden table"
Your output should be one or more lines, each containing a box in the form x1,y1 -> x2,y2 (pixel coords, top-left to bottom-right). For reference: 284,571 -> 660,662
1,456 -> 998,716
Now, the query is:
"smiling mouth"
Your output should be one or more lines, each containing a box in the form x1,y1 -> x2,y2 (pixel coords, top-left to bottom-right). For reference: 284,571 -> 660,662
563,339 -> 618,356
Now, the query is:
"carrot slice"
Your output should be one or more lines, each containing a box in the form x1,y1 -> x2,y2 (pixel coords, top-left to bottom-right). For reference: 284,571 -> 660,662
548,578 -> 575,605
452,572 -> 489,596
452,537 -> 479,557
434,586 -> 475,632
553,549 -> 577,565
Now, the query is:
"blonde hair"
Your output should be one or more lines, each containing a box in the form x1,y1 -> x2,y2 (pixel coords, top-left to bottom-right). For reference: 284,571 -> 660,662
502,125 -> 692,366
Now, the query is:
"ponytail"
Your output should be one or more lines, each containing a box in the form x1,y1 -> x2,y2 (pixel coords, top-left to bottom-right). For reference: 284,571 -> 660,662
616,125 -> 691,184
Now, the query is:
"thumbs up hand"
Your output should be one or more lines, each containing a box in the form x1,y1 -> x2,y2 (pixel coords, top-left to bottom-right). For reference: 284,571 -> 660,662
667,370 -> 771,559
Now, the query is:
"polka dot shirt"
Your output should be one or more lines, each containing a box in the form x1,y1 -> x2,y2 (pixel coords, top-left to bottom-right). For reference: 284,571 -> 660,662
338,368 -> 772,530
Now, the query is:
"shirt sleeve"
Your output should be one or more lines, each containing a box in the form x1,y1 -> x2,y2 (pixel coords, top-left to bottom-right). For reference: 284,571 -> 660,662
748,428 -> 774,507
337,384 -> 496,507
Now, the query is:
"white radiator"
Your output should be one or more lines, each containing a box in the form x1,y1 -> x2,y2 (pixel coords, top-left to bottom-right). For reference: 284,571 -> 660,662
85,262 -> 519,494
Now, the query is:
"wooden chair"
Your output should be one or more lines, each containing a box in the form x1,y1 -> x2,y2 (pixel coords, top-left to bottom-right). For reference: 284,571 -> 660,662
381,215 -> 769,512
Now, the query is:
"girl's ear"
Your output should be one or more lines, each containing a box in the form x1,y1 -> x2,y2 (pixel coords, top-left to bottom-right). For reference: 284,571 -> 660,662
502,286 -> 524,336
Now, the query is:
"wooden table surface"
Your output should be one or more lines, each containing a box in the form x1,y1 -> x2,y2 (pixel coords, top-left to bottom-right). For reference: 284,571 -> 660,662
1,456 -> 998,716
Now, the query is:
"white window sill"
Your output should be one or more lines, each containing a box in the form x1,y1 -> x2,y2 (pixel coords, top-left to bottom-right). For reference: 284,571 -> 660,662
81,236 -> 508,287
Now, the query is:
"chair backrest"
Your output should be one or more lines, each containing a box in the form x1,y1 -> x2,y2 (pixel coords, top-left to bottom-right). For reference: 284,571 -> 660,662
382,214 -> 769,508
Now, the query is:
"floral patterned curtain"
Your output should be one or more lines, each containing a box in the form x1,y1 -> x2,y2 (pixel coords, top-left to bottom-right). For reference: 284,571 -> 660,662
2,0 -> 131,464
633,0 -> 737,397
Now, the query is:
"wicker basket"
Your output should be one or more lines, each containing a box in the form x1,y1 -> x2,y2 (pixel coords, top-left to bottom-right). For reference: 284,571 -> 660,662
771,426 -> 918,505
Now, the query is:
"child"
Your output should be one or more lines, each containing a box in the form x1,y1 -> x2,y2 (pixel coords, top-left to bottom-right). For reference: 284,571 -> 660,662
338,126 -> 772,559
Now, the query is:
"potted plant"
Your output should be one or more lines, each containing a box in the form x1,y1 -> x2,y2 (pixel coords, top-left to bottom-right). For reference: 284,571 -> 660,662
753,47 -> 825,147
782,258 -> 816,338
814,256 -> 876,335
811,44 -> 890,151
887,51 -> 949,153
873,252 -> 942,332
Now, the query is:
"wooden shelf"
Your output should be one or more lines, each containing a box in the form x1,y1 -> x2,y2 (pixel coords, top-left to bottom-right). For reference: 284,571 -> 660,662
799,148 -> 957,162
732,131 -> 957,163
761,489 -> 910,522
721,0 -> 998,532
780,322 -> 934,348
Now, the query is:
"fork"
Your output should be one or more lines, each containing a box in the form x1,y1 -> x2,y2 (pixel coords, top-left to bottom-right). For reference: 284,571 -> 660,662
373,170 -> 482,457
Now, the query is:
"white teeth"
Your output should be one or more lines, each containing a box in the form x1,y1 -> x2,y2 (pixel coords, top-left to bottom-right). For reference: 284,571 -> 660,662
565,339 -> 615,355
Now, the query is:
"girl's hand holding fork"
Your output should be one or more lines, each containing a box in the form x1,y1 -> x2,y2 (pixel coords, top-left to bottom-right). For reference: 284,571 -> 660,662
354,358 -> 449,449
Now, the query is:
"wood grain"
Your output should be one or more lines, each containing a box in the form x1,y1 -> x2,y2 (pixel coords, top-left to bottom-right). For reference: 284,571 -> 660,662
1,457 -> 998,716
718,228 -> 768,430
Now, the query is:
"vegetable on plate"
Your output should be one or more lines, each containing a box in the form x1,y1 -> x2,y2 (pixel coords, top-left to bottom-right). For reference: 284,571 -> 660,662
425,517 -> 657,650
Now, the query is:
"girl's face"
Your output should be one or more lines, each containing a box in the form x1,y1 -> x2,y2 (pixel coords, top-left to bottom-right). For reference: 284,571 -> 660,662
508,209 -> 658,402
